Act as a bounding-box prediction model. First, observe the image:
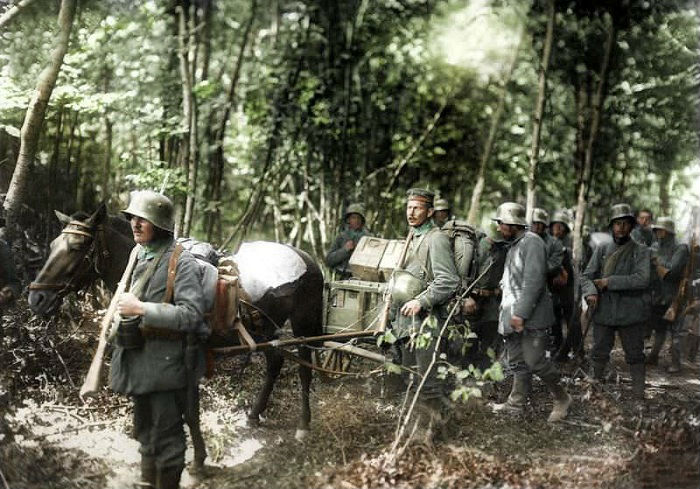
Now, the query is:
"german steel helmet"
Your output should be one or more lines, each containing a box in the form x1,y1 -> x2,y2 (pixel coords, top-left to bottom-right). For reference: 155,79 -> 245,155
609,203 -> 635,225
492,202 -> 527,226
531,208 -> 549,226
122,190 -> 175,232
550,209 -> 571,231
389,269 -> 426,304
344,203 -> 366,221
652,216 -> 675,234
433,198 -> 450,212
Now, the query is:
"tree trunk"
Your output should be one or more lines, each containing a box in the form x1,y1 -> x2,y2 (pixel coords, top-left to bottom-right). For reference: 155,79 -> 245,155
4,0 -> 77,240
525,0 -> 555,220
659,170 -> 671,216
572,14 -> 616,270
102,116 -> 112,203
467,29 -> 525,226
0,0 -> 37,30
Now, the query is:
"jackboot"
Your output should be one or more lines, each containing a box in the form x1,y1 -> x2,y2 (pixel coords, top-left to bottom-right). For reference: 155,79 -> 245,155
590,361 -> 606,382
156,465 -> 183,489
630,363 -> 645,401
646,331 -> 665,365
137,456 -> 156,488
687,334 -> 699,364
545,381 -> 572,423
492,374 -> 530,415
668,345 -> 681,374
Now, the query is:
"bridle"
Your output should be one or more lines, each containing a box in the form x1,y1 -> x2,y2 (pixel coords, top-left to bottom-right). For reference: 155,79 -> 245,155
29,219 -> 111,296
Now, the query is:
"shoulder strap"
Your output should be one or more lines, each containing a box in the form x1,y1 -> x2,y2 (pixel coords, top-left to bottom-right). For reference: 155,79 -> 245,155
163,243 -> 185,304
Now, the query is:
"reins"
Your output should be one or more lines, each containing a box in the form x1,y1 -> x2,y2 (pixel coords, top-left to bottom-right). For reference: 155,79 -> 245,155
29,219 -> 111,294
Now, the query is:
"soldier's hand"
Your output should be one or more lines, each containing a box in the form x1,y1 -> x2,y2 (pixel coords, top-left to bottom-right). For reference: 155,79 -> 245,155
510,315 -> 524,332
117,292 -> 145,317
585,294 -> 599,308
343,240 -> 356,251
593,278 -> 609,291
656,264 -> 669,279
400,299 -> 422,317
462,297 -> 478,315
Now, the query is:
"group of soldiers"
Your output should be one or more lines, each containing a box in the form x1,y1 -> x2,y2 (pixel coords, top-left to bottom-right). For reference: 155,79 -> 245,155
326,190 -> 698,435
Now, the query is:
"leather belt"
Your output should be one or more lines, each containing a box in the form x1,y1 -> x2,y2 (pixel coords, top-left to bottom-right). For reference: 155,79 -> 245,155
141,327 -> 184,341
473,288 -> 501,297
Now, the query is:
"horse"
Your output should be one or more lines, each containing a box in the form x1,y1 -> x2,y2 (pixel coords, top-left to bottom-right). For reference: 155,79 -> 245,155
28,203 -> 325,465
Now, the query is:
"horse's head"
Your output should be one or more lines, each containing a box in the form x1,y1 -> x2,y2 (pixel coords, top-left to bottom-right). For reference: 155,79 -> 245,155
28,204 -> 111,317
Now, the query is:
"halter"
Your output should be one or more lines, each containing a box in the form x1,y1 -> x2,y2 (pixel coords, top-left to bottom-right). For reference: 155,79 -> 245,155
29,219 -> 111,294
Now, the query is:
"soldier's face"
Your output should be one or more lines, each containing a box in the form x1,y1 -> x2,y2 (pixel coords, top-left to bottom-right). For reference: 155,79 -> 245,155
346,214 -> 363,231
551,222 -> 567,238
638,212 -> 652,228
611,218 -> 633,239
531,222 -> 546,235
433,210 -> 449,227
406,200 -> 433,227
498,222 -> 518,240
130,216 -> 156,244
654,229 -> 668,240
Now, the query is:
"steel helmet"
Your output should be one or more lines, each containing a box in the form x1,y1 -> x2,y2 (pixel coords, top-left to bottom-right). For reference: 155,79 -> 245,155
344,203 -> 366,221
122,190 -> 175,232
531,208 -> 549,226
651,216 -> 675,234
609,203 -> 635,226
492,202 -> 527,226
433,198 -> 450,212
550,210 -> 571,232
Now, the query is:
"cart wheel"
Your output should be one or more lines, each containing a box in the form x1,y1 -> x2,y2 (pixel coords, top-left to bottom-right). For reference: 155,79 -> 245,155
313,348 -> 353,382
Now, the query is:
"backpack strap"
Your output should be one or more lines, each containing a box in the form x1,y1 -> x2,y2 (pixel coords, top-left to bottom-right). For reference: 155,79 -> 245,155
163,243 -> 185,304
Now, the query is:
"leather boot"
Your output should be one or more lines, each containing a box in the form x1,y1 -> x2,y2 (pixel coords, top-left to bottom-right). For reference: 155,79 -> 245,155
492,374 -> 530,414
590,361 -> 606,382
630,363 -> 645,401
687,335 -> 699,364
156,466 -> 183,489
668,344 -> 681,373
546,381 -> 572,423
138,456 -> 156,488
646,331 -> 665,365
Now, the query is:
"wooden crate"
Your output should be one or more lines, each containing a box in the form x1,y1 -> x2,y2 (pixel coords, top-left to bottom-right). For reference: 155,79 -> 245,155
348,236 -> 389,281
378,239 -> 406,281
324,279 -> 385,334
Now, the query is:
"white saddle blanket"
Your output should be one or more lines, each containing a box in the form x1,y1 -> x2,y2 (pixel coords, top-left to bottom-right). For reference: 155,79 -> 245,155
234,241 -> 307,302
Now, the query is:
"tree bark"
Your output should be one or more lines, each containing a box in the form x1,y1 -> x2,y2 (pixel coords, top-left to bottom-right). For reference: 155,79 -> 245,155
0,0 -> 37,30
572,14 -> 616,270
467,29 -> 525,226
525,0 -> 555,220
4,0 -> 77,240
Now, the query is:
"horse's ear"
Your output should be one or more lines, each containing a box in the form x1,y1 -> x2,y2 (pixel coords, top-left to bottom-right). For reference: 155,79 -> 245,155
54,210 -> 72,225
87,202 -> 108,227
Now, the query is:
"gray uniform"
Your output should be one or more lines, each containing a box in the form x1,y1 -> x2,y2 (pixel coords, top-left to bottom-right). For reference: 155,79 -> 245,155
110,238 -> 206,471
632,226 -> 654,247
581,238 -> 651,366
499,231 -> 559,388
392,221 -> 459,399
325,227 -> 371,279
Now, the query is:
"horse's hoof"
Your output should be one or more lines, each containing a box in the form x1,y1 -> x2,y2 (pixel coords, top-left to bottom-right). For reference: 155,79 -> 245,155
294,429 -> 309,442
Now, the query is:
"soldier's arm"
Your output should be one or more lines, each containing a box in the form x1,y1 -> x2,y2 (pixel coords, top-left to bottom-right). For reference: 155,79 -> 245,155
607,245 -> 651,291
325,233 -> 351,268
664,244 -> 689,282
417,233 -> 459,310
546,237 -> 565,278
580,245 -> 602,297
512,237 -> 547,320
141,252 -> 205,332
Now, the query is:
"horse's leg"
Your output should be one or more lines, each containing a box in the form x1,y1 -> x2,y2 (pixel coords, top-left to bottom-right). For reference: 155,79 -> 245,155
248,350 -> 283,426
186,413 -> 207,474
295,344 -> 313,441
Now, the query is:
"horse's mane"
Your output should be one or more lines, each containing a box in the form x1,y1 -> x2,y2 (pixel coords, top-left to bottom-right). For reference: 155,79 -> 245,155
69,210 -> 132,238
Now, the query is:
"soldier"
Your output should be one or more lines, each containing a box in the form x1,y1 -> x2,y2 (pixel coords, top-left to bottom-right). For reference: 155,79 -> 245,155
391,188 -> 459,432
632,208 -> 654,247
0,220 -> 21,307
529,208 -> 567,352
647,217 -> 689,373
433,198 -> 452,228
111,190 -> 209,489
549,210 -> 578,361
581,203 -> 650,401
460,225 -> 508,370
493,202 -> 571,422
325,203 -> 371,279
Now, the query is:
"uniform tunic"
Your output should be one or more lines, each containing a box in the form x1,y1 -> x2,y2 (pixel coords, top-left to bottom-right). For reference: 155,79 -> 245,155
325,227 -> 371,279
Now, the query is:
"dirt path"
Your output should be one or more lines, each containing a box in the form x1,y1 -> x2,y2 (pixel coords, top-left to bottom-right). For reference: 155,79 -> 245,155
1,302 -> 699,489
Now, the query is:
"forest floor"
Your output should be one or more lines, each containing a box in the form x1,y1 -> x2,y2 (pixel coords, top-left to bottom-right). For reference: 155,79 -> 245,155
1,295 -> 699,489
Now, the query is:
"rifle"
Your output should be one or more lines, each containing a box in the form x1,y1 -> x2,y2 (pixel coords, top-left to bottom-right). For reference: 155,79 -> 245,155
80,244 -> 141,399
378,229 -> 414,332
663,235 -> 696,322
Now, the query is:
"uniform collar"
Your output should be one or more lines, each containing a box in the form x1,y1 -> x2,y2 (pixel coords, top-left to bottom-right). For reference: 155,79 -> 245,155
411,220 -> 435,237
138,237 -> 172,260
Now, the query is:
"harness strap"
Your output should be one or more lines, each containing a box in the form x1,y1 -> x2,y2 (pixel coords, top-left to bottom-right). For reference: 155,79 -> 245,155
163,243 -> 185,304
